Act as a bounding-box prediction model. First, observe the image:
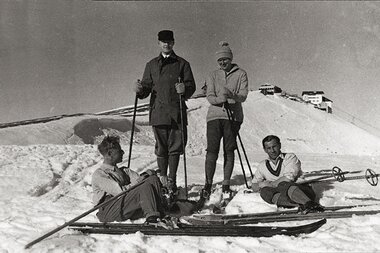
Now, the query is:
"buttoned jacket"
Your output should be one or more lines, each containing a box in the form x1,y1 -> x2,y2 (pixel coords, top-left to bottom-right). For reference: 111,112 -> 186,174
137,52 -> 196,126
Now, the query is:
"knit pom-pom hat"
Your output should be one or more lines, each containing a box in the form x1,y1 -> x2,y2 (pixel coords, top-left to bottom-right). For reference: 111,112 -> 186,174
215,41 -> 233,61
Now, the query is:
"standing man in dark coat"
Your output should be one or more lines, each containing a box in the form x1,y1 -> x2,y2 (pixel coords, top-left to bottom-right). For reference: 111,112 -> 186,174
134,30 -> 196,198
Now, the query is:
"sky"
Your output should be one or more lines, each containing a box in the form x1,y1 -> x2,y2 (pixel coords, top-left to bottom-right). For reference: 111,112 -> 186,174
1,1 -> 380,131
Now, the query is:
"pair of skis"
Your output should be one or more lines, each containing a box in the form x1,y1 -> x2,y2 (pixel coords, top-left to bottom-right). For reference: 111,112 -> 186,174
187,204 -> 380,225
69,219 -> 327,238
69,204 -> 380,237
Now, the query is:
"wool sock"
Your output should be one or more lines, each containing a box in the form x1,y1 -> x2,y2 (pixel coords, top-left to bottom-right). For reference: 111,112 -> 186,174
288,186 -> 311,205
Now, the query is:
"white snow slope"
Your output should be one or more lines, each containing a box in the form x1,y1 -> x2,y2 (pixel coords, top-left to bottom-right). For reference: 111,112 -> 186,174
1,91 -> 380,253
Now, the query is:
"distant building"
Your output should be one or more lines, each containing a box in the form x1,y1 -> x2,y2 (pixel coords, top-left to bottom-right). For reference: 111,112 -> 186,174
318,97 -> 333,113
259,83 -> 282,95
302,91 -> 324,104
302,91 -> 333,113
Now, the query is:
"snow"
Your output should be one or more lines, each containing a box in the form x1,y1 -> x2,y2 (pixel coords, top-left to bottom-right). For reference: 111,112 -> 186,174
1,91 -> 380,252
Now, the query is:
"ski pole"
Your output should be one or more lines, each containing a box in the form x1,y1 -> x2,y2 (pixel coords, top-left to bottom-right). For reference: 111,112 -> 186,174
304,167 -> 379,186
127,93 -> 139,169
225,104 -> 249,188
178,77 -> 188,199
236,132 -> 253,178
24,178 -> 148,249
300,166 -> 349,185
225,106 -> 253,178
332,168 -> 379,186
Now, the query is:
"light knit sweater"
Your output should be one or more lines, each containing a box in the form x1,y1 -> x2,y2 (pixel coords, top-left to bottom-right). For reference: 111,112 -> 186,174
205,64 -> 248,122
253,153 -> 303,183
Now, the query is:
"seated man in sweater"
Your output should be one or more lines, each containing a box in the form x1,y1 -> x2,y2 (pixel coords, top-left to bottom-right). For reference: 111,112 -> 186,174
251,135 -> 324,214
92,135 -> 166,224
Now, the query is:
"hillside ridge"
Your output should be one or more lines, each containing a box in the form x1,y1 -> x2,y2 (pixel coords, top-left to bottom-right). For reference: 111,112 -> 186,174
1,91 -> 380,156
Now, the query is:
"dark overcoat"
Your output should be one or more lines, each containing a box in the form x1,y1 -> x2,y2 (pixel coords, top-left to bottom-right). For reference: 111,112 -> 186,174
137,52 -> 196,126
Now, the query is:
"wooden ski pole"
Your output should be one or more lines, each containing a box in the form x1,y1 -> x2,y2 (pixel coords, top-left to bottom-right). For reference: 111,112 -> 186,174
301,167 -> 379,186
225,106 -> 253,178
127,94 -> 139,169
25,179 -> 146,249
225,105 -> 249,188
178,77 -> 188,199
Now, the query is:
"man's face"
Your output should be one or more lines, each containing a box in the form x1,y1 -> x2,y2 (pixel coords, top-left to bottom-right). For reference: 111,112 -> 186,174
263,139 -> 281,160
158,40 -> 174,54
217,57 -> 232,72
110,145 -> 124,164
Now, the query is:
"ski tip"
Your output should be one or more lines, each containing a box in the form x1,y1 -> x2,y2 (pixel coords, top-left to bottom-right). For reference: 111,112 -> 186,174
309,218 -> 327,231
316,218 -> 327,225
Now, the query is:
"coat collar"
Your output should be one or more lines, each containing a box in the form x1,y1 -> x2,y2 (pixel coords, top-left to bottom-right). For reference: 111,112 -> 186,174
157,51 -> 178,62
219,63 -> 239,76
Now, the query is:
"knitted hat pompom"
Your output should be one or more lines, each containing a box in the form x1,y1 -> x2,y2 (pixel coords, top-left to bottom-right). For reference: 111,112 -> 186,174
215,41 -> 233,61
219,41 -> 229,47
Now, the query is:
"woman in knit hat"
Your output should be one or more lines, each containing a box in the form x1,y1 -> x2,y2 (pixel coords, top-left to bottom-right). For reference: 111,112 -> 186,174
201,41 -> 249,201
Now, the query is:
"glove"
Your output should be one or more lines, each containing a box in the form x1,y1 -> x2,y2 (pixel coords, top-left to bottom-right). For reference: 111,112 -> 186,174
221,86 -> 233,98
139,169 -> 156,179
145,169 -> 156,176
216,94 -> 227,104
136,176 -> 145,183
134,80 -> 143,93
250,183 -> 260,193
175,82 -> 185,94
227,98 -> 236,104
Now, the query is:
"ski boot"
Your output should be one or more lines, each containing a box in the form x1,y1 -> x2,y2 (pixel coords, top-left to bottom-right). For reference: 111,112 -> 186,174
194,184 -> 212,211
161,178 -> 178,209
159,176 -> 173,210
299,201 -> 325,214
144,215 -> 179,230
201,183 -> 212,199
213,185 -> 235,214
222,185 -> 234,201
167,178 -> 178,197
